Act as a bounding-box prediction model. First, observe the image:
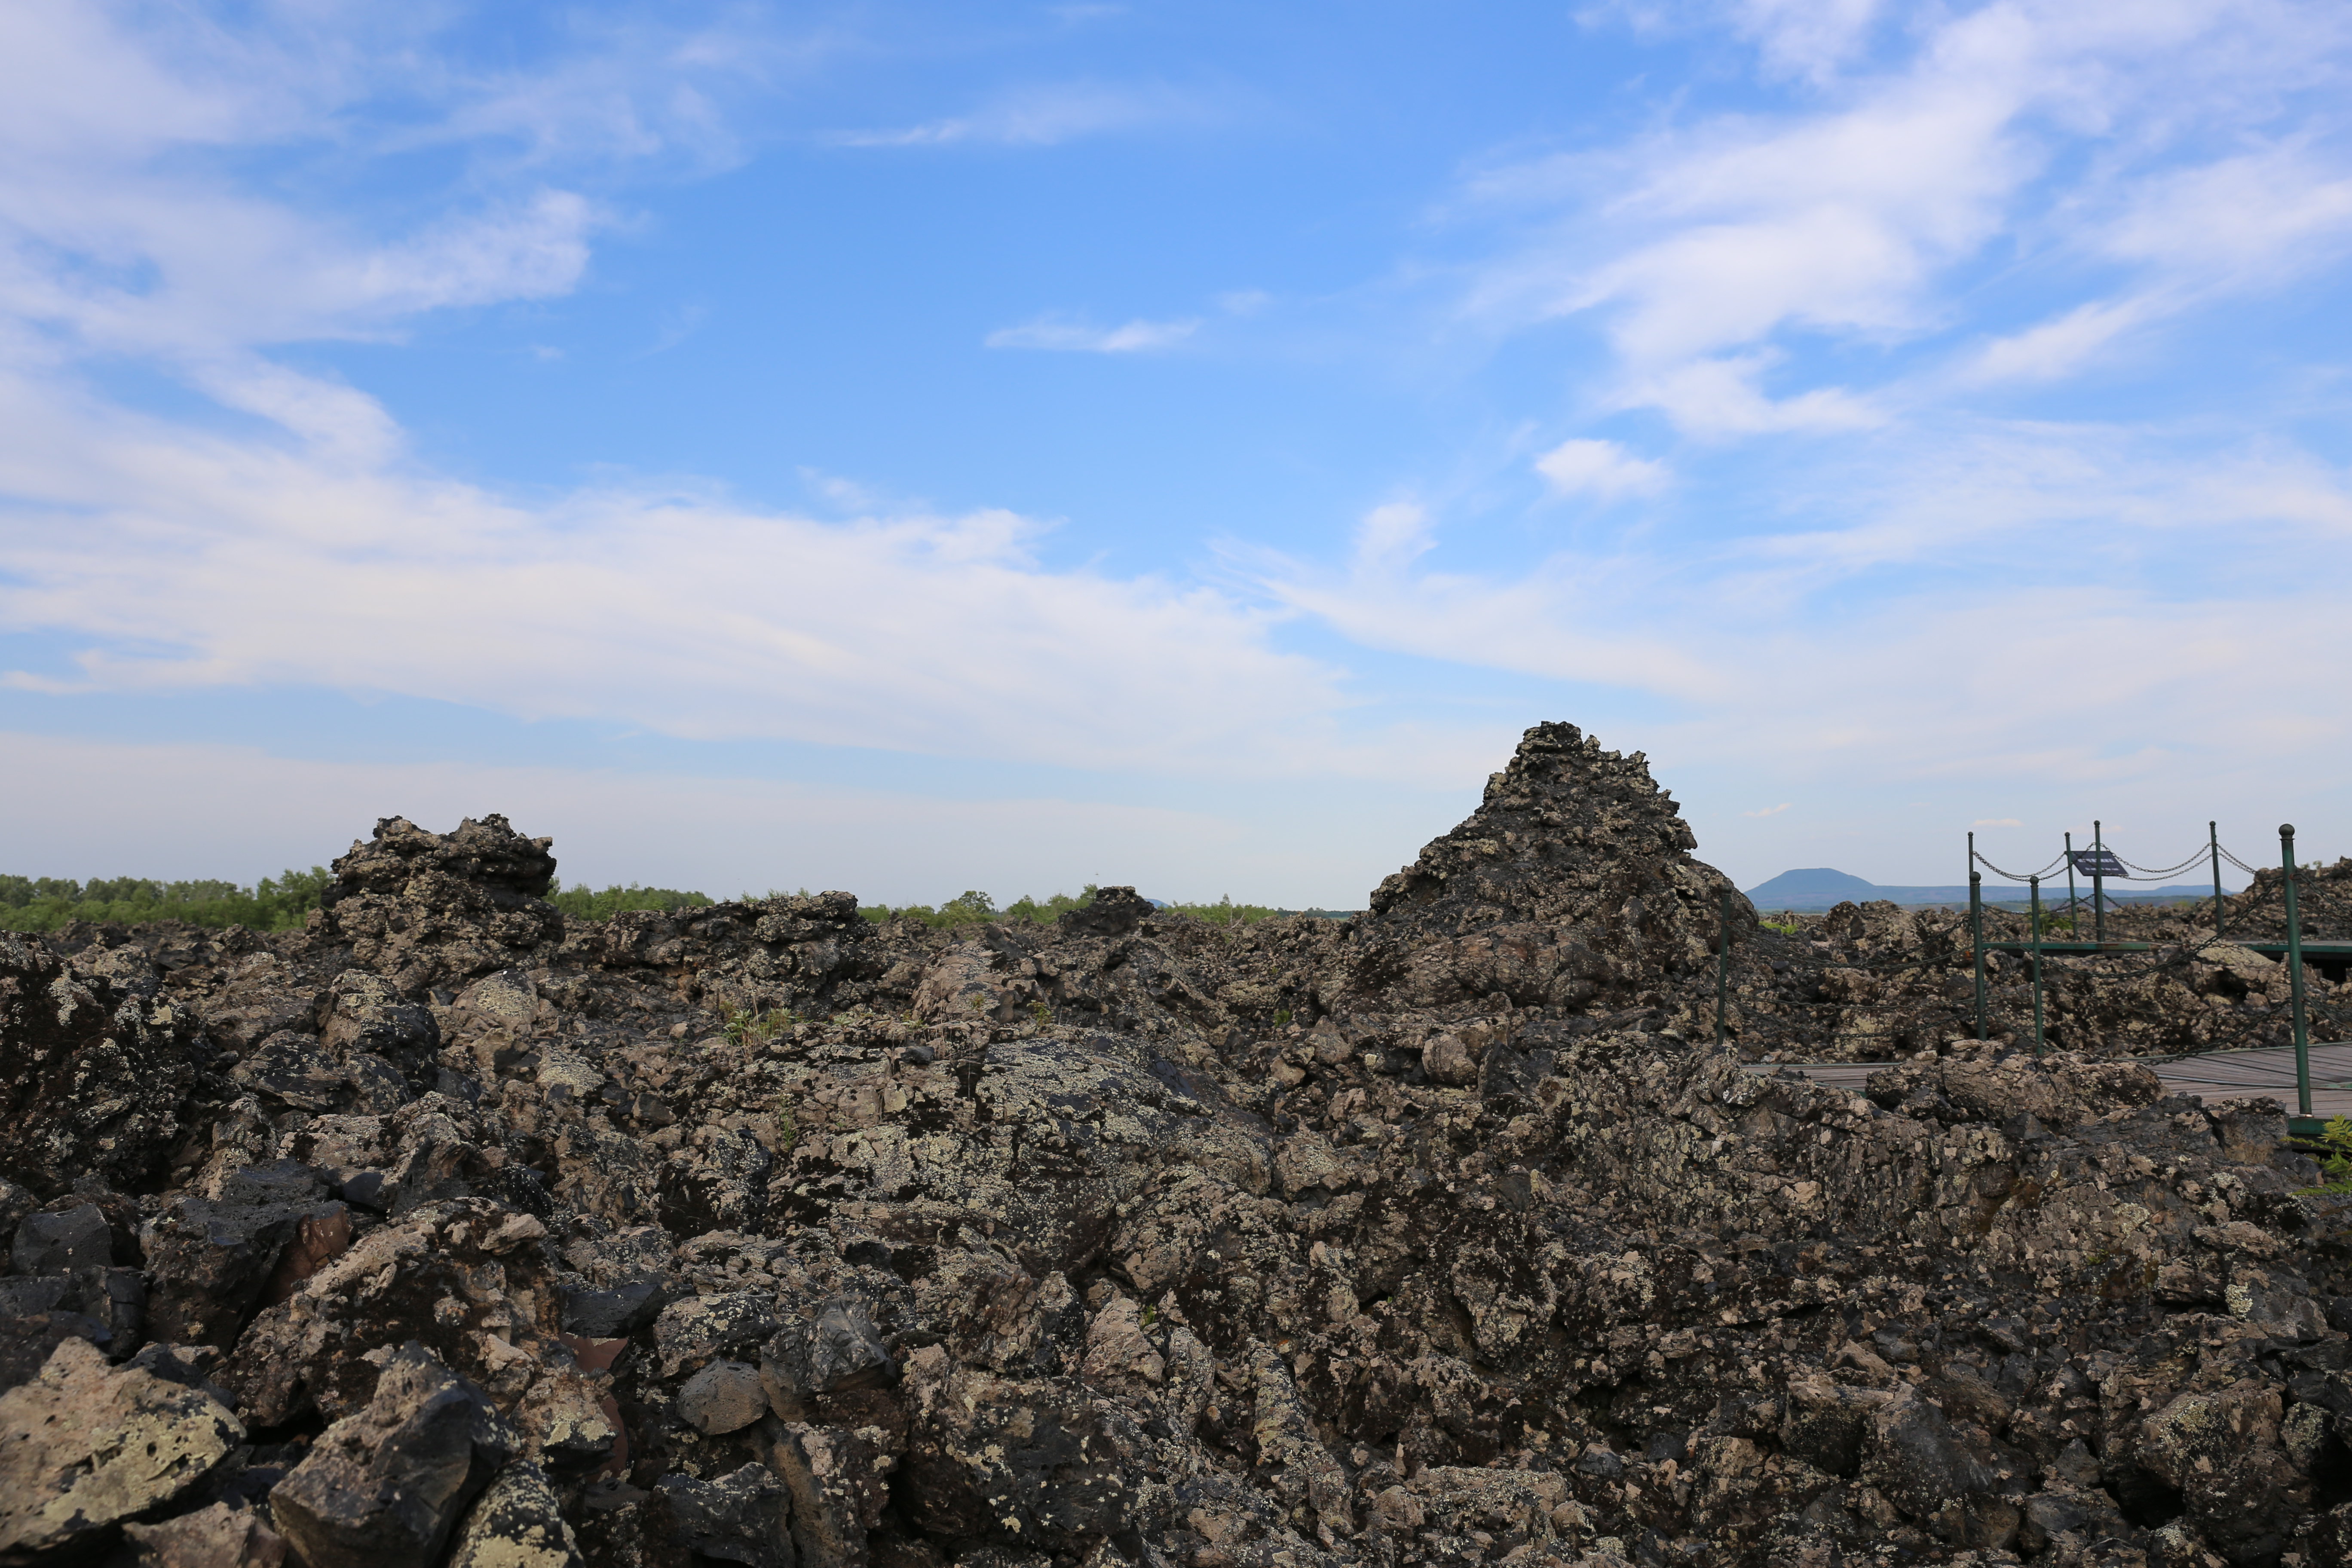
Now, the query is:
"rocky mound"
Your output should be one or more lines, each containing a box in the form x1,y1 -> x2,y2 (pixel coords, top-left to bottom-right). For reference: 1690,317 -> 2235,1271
5,722 -> 2352,1568
315,815 -> 565,993
1341,723 -> 1745,1014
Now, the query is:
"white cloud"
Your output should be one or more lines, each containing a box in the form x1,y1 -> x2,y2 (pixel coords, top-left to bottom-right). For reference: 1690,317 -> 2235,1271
1586,0 -> 1884,84
1620,356 -> 1885,436
1534,438 -> 1671,499
1250,503 -> 1722,699
985,315 -> 1199,352
0,365 -> 1506,787
0,731 -> 1405,910
1743,802 -> 1792,818
0,162 -> 598,361
1255,417 -> 2352,835
829,83 -> 1195,148
1353,500 -> 1435,568
1961,140 -> 2352,386
1730,0 -> 1883,82
1963,297 -> 2160,384
1467,1 -> 2352,426
2100,143 -> 2352,282
0,3 -> 1511,805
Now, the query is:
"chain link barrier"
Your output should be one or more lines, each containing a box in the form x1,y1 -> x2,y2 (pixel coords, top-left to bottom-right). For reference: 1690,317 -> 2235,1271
1969,849 -> 2070,883
1736,861 -> 2349,1078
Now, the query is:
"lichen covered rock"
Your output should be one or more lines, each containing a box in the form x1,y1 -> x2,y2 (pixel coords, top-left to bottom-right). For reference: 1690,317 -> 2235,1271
0,1337 -> 243,1562
11,729 -> 2352,1568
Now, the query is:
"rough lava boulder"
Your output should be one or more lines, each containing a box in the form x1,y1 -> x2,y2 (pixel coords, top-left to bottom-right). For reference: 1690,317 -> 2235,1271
6,727 -> 2352,1568
1341,721 -> 1749,1013
312,815 -> 564,994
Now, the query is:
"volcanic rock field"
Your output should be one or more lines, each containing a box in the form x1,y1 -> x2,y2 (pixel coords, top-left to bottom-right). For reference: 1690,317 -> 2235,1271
7,721 -> 2352,1568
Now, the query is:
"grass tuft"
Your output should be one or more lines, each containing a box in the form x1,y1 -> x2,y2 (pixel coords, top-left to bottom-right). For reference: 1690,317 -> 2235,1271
2299,1115 -> 2352,1196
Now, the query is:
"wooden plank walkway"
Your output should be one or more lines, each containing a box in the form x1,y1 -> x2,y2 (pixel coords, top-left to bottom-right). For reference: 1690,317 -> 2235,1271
1745,1041 -> 2352,1123
1980,940 -> 2352,959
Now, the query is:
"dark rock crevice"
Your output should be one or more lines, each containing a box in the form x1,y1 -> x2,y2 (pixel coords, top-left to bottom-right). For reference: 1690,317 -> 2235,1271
6,723 -> 2352,1568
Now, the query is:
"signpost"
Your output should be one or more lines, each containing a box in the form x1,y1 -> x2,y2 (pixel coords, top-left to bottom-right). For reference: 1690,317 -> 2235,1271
2067,848 -> 2128,879
2068,827 -> 2127,942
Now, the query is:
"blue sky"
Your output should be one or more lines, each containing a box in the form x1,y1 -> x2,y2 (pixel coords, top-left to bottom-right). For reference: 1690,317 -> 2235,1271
4,0 -> 2349,905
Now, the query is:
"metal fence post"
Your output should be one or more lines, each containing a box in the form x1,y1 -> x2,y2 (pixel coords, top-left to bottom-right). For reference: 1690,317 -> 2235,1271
2065,830 -> 2079,928
2283,824 -> 2312,1117
1970,871 -> 1987,1041
2210,820 -> 2224,937
2092,819 -> 2106,945
2029,875 -> 2046,1059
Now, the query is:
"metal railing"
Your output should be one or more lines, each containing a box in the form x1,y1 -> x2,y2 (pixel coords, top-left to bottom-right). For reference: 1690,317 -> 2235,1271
1724,823 -> 2340,1124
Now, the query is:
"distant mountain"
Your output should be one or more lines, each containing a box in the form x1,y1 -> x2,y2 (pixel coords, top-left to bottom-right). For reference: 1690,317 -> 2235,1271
1744,867 -> 2231,911
1744,868 -> 1878,901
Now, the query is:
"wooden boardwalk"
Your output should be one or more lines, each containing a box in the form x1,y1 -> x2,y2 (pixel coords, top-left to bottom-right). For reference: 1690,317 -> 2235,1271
1745,1041 -> 2352,1123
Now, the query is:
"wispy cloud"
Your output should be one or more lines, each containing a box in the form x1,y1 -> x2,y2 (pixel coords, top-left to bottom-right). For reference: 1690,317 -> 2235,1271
1246,501 -> 1722,698
1464,1 -> 2352,432
828,82 -> 1197,148
0,362 -> 1510,787
985,315 -> 1199,352
1743,802 -> 1793,818
1534,438 -> 1670,500
1275,415 -> 2352,807
0,3 -> 1500,799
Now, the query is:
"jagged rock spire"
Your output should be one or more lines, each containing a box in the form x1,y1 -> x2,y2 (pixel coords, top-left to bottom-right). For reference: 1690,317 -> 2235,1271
1348,721 -> 1750,1009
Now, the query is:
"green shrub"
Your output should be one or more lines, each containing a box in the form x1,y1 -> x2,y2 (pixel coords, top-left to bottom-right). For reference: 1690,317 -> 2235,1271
0,867 -> 333,932
547,879 -> 712,920
2300,1115 -> 2352,1195
1161,895 -> 1286,927
866,886 -> 1097,929
0,866 -> 720,934
861,886 -> 1320,931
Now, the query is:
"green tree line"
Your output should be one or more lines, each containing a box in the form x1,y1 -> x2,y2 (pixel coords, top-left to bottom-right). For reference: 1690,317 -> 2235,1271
546,882 -> 713,920
861,888 -> 1308,929
0,870 -> 336,932
0,869 -> 1324,934
0,870 -> 712,933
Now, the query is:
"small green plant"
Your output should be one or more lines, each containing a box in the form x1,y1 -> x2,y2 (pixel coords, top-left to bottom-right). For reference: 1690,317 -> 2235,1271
1273,1009 -> 1293,1029
770,1100 -> 799,1154
1760,919 -> 1802,936
2299,1116 -> 2352,1195
724,1006 -> 796,1047
1030,1000 -> 1051,1026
